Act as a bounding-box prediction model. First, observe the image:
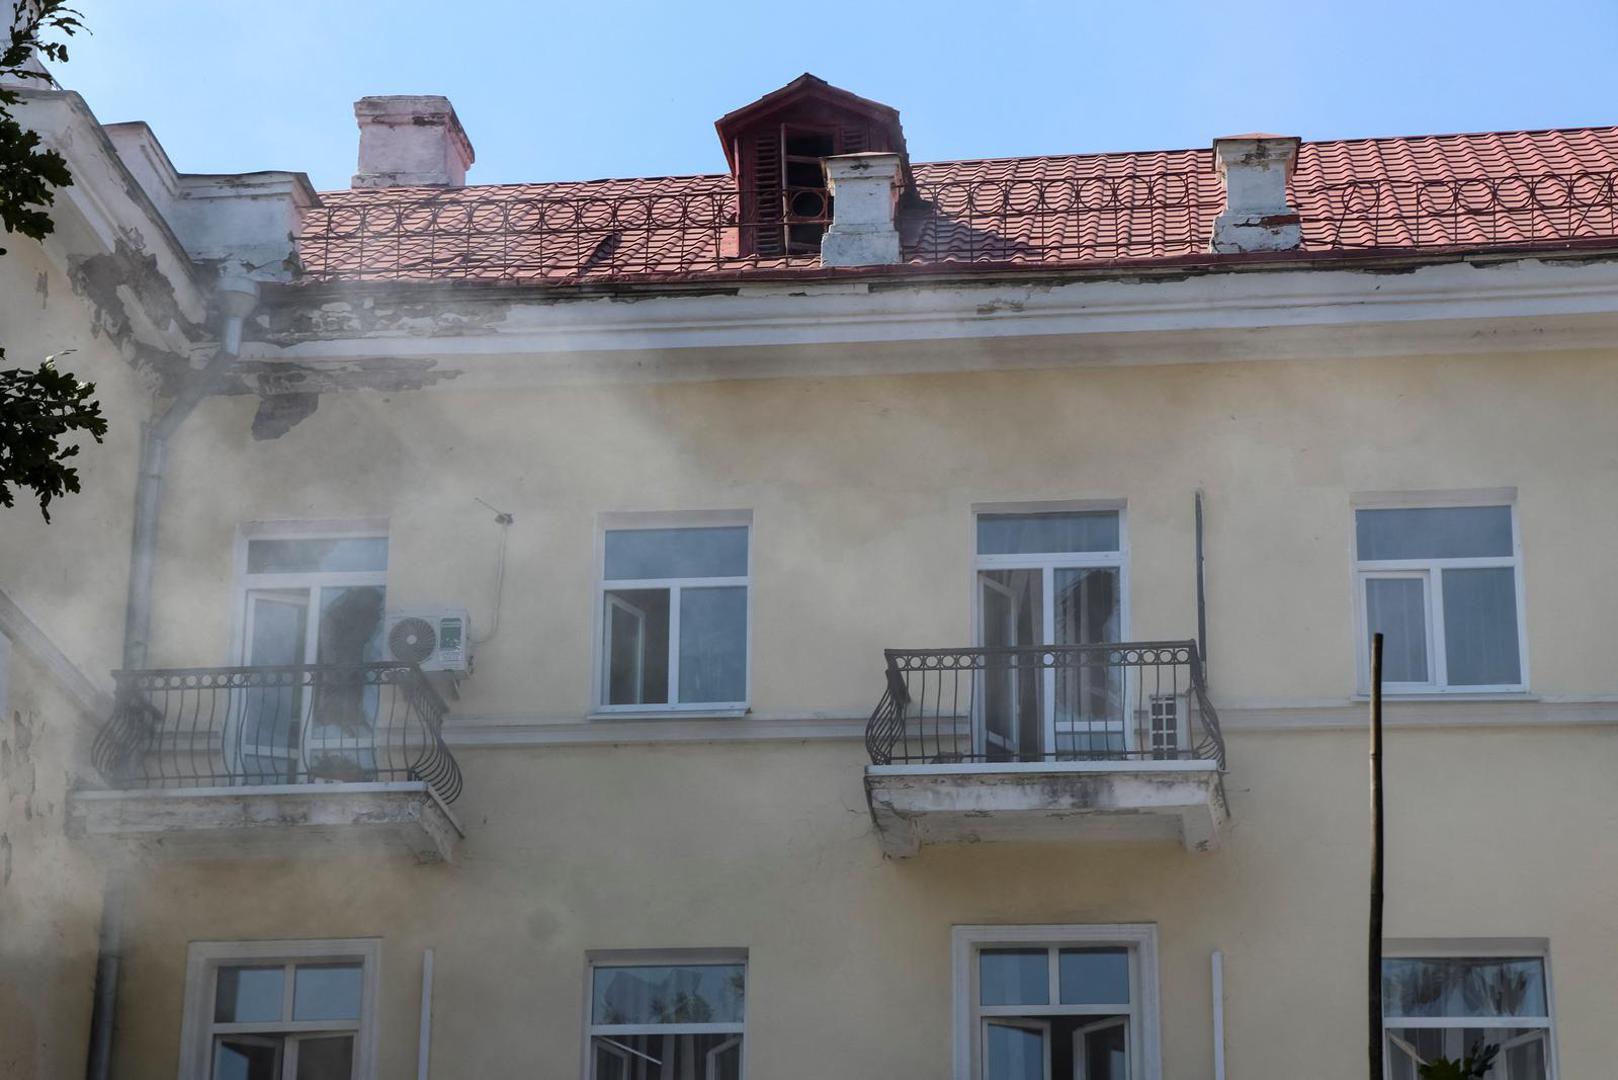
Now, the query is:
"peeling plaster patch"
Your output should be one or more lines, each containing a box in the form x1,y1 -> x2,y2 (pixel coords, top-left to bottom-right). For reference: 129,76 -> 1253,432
241,356 -> 460,396
262,294 -> 514,342
1,707 -> 37,887
67,237 -> 204,392
251,393 -> 320,440
69,237 -> 188,341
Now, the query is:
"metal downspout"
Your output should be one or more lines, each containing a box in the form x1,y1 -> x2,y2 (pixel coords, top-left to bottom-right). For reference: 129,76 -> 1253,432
88,273 -> 259,1080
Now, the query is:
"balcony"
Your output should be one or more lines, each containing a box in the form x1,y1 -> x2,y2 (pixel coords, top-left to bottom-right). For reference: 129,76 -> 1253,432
69,663 -> 463,862
863,641 -> 1227,857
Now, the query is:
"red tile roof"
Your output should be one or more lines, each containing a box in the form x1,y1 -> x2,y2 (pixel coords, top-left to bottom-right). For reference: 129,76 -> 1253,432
296,126 -> 1618,286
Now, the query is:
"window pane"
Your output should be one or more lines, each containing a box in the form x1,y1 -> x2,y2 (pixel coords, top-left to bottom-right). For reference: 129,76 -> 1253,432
1442,568 -> 1522,686
294,1035 -> 354,1080
1079,1020 -> 1130,1080
1355,507 -> 1512,560
1386,1027 -> 1547,1079
984,1022 -> 1046,1080
312,587 -> 386,744
603,590 -> 670,706
590,1034 -> 741,1080
980,570 -> 1042,759
1383,958 -> 1548,1018
591,964 -> 745,1025
213,1036 -> 282,1080
604,527 -> 748,580
316,587 -> 386,665
1054,568 -> 1123,750
214,966 -> 284,1023
292,963 -> 363,1021
1506,1032 -> 1550,1080
678,586 -> 747,704
978,512 -> 1119,555
1059,948 -> 1131,1005
980,949 -> 1049,1006
242,594 -> 306,782
247,538 -> 388,574
1366,578 -> 1429,683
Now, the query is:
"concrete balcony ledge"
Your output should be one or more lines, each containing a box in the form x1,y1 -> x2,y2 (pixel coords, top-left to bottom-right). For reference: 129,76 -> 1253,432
864,760 -> 1228,858
67,781 -> 463,863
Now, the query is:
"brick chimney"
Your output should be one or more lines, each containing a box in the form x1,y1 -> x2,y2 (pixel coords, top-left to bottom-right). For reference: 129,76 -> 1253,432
1210,134 -> 1302,253
352,95 -> 475,189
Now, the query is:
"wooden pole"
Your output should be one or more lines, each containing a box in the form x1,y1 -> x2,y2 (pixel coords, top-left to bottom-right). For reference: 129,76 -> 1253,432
1369,631 -> 1385,1080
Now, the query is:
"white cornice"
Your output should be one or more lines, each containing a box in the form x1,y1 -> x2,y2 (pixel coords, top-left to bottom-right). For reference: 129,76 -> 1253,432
246,255 -> 1618,389
439,698 -> 1618,749
17,89 -> 209,328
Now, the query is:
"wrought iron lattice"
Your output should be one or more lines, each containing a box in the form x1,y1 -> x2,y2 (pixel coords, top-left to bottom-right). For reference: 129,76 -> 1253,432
298,183 -> 829,284
90,663 -> 462,803
901,172 -> 1223,265
865,640 -> 1224,769
1300,169 -> 1618,251
296,165 -> 1618,285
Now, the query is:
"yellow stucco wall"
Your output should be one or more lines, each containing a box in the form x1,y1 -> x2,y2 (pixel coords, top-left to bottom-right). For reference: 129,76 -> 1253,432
0,236 -> 152,1080
0,236 -> 149,677
89,343 -> 1618,1076
109,727 -> 1618,1079
0,647 -> 105,1080
151,347 -> 1618,708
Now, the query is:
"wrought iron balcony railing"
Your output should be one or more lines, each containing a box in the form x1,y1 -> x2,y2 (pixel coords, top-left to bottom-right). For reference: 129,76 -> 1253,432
865,641 -> 1224,769
90,663 -> 462,804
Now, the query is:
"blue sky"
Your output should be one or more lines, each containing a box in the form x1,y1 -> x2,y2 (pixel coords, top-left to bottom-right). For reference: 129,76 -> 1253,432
61,0 -> 1618,192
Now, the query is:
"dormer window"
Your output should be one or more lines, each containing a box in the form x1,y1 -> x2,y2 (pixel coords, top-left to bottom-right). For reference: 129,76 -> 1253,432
783,127 -> 835,253
716,73 -> 910,259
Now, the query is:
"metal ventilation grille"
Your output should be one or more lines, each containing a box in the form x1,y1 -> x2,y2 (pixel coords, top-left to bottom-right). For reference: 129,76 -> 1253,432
388,616 -> 438,665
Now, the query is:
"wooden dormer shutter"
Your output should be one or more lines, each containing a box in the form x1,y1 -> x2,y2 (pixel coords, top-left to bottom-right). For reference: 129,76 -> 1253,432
747,129 -> 785,258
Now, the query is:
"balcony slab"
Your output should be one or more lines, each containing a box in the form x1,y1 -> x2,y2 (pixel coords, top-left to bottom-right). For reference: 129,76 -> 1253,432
66,781 -> 463,863
864,760 -> 1227,857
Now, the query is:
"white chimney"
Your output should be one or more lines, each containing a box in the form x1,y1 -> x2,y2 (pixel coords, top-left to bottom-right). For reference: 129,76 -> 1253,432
352,95 -> 475,189
1210,134 -> 1302,253
820,152 -> 903,267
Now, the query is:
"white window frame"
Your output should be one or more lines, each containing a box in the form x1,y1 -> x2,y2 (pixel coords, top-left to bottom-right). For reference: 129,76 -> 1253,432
1381,939 -> 1560,1080
1351,497 -> 1528,695
581,948 -> 749,1080
230,519 -> 391,666
952,924 -> 1161,1080
593,511 -> 753,716
971,503 -> 1130,756
177,937 -> 382,1080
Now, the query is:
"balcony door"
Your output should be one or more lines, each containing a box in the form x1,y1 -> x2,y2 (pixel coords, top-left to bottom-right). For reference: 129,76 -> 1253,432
975,511 -> 1126,762
234,535 -> 388,784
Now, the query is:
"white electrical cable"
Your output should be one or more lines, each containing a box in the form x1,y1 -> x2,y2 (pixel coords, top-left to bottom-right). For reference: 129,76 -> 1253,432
471,499 -> 512,645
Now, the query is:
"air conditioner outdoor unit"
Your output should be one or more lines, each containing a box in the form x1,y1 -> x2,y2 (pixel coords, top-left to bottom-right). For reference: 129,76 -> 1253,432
383,608 -> 471,673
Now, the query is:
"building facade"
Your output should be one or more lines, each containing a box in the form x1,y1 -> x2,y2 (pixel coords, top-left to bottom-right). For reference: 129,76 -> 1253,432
3,71 -> 1618,1079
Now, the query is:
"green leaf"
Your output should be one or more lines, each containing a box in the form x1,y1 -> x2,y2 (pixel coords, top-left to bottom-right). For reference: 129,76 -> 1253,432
0,350 -> 107,521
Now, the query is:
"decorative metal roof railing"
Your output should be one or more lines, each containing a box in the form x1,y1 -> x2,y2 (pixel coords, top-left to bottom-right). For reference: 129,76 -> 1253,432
865,640 -> 1224,769
294,166 -> 1618,285
1299,169 -> 1618,251
90,663 -> 462,803
900,171 -> 1223,265
297,183 -> 829,284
